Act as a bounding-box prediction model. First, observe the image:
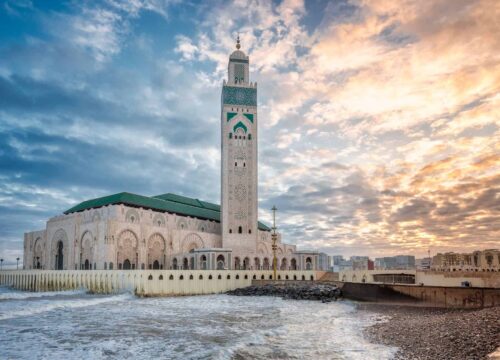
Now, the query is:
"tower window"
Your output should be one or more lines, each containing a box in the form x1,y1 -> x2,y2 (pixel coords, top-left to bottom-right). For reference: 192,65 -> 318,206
249,229 -> 251,234
229,229 -> 232,234
235,162 -> 237,166
238,226 -> 242,234
243,162 -> 246,167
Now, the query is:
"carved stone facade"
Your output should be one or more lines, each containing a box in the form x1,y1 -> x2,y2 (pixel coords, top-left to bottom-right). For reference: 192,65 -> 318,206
23,203 -> 298,271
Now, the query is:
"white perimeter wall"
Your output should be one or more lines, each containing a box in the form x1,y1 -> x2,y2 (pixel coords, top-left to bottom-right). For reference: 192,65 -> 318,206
0,270 -> 317,296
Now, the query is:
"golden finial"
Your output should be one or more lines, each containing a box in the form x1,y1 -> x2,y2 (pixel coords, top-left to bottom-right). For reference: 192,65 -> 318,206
236,33 -> 241,50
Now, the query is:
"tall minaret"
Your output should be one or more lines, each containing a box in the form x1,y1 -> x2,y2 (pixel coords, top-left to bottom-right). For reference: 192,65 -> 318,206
221,36 -> 258,255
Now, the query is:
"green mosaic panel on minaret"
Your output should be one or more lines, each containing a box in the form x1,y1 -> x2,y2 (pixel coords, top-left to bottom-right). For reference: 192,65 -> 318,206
243,113 -> 254,123
222,86 -> 257,107
227,112 -> 237,122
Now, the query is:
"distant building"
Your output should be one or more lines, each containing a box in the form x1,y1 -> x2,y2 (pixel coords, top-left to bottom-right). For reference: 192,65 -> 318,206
331,255 -> 344,266
352,257 -> 374,270
318,253 -> 331,271
416,257 -> 431,270
375,255 -> 415,270
432,249 -> 500,272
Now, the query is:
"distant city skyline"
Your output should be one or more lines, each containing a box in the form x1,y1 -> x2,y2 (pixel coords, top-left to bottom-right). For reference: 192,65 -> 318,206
0,0 -> 498,262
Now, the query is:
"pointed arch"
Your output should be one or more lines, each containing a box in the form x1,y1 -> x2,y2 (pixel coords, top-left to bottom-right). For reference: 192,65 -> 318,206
147,233 -> 166,269
51,229 -> 69,270
233,121 -> 247,133
182,233 -> 204,253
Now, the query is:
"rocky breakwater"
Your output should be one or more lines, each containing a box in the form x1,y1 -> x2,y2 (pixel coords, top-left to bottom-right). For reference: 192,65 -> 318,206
227,283 -> 342,302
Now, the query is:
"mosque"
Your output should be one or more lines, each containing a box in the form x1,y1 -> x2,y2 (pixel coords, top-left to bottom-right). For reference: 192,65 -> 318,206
22,38 -> 319,272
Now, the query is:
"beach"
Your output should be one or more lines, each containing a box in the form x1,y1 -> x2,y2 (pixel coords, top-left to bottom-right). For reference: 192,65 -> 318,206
362,304 -> 500,360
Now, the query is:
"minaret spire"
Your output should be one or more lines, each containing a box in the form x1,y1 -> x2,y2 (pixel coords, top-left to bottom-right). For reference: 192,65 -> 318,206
236,33 -> 241,50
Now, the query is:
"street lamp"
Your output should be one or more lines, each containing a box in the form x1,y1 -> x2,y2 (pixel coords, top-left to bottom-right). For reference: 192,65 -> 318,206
271,206 -> 278,281
16,257 -> 20,270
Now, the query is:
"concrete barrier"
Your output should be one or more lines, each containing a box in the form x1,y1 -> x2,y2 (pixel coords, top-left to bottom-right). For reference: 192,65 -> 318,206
0,270 -> 316,296
336,281 -> 500,308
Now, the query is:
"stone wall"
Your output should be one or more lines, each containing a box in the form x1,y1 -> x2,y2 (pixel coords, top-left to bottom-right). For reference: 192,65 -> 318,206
334,281 -> 500,308
339,269 -> 500,288
0,270 -> 316,297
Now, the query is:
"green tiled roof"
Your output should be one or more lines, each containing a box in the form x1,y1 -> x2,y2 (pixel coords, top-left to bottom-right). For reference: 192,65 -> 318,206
64,192 -> 271,231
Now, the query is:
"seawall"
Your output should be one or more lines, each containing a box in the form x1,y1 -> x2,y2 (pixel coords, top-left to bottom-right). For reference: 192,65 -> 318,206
0,270 -> 316,296
336,281 -> 500,308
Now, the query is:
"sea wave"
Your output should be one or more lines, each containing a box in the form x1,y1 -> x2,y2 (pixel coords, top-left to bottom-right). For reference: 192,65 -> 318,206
0,292 -> 132,321
0,287 -> 87,300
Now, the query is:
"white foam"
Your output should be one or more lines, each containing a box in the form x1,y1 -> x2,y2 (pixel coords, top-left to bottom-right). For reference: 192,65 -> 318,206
0,293 -> 132,321
0,288 -> 87,300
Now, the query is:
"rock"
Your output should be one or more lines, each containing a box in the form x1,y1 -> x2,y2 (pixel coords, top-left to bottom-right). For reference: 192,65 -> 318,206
226,282 -> 343,302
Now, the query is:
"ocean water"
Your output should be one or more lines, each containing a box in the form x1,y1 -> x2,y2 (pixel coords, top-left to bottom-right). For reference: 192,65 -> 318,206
0,286 -> 396,359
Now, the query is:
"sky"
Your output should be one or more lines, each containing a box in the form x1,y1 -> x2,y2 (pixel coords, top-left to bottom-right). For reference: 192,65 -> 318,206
0,0 -> 498,265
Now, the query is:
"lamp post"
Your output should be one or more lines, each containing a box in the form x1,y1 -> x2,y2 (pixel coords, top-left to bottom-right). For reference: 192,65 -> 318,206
16,257 -> 20,270
271,206 -> 278,281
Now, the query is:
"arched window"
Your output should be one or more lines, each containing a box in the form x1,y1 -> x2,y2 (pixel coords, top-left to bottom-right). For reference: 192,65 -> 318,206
243,162 -> 245,167
189,274 -> 194,280
199,274 -> 203,280
229,229 -> 232,234
179,275 -> 184,280
159,275 -> 163,280
238,226 -> 242,234
227,274 -> 231,279
236,274 -> 240,279
235,162 -> 237,166
109,262 -> 113,270
169,274 -> 174,280
248,229 -> 251,234
209,275 -> 213,280
148,275 -> 153,280
218,274 -> 222,279
104,262 -> 107,270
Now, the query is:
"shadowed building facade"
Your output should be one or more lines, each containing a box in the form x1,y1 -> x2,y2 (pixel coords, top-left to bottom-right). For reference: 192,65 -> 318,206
23,40 -> 319,272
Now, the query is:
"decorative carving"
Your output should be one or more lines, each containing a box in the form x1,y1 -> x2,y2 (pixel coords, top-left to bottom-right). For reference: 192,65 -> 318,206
234,184 -> 246,201
125,209 -> 140,224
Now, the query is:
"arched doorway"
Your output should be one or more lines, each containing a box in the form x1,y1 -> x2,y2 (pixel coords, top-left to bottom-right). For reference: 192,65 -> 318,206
234,257 -> 241,270
254,257 -> 261,270
84,259 -> 90,270
243,257 -> 250,270
280,258 -> 287,270
200,255 -> 207,270
56,241 -> 64,270
263,258 -> 270,270
217,255 -> 225,270
123,259 -> 132,270
173,258 -> 178,270
183,258 -> 188,270
153,260 -> 160,269
291,258 -> 297,270
305,257 -> 312,270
